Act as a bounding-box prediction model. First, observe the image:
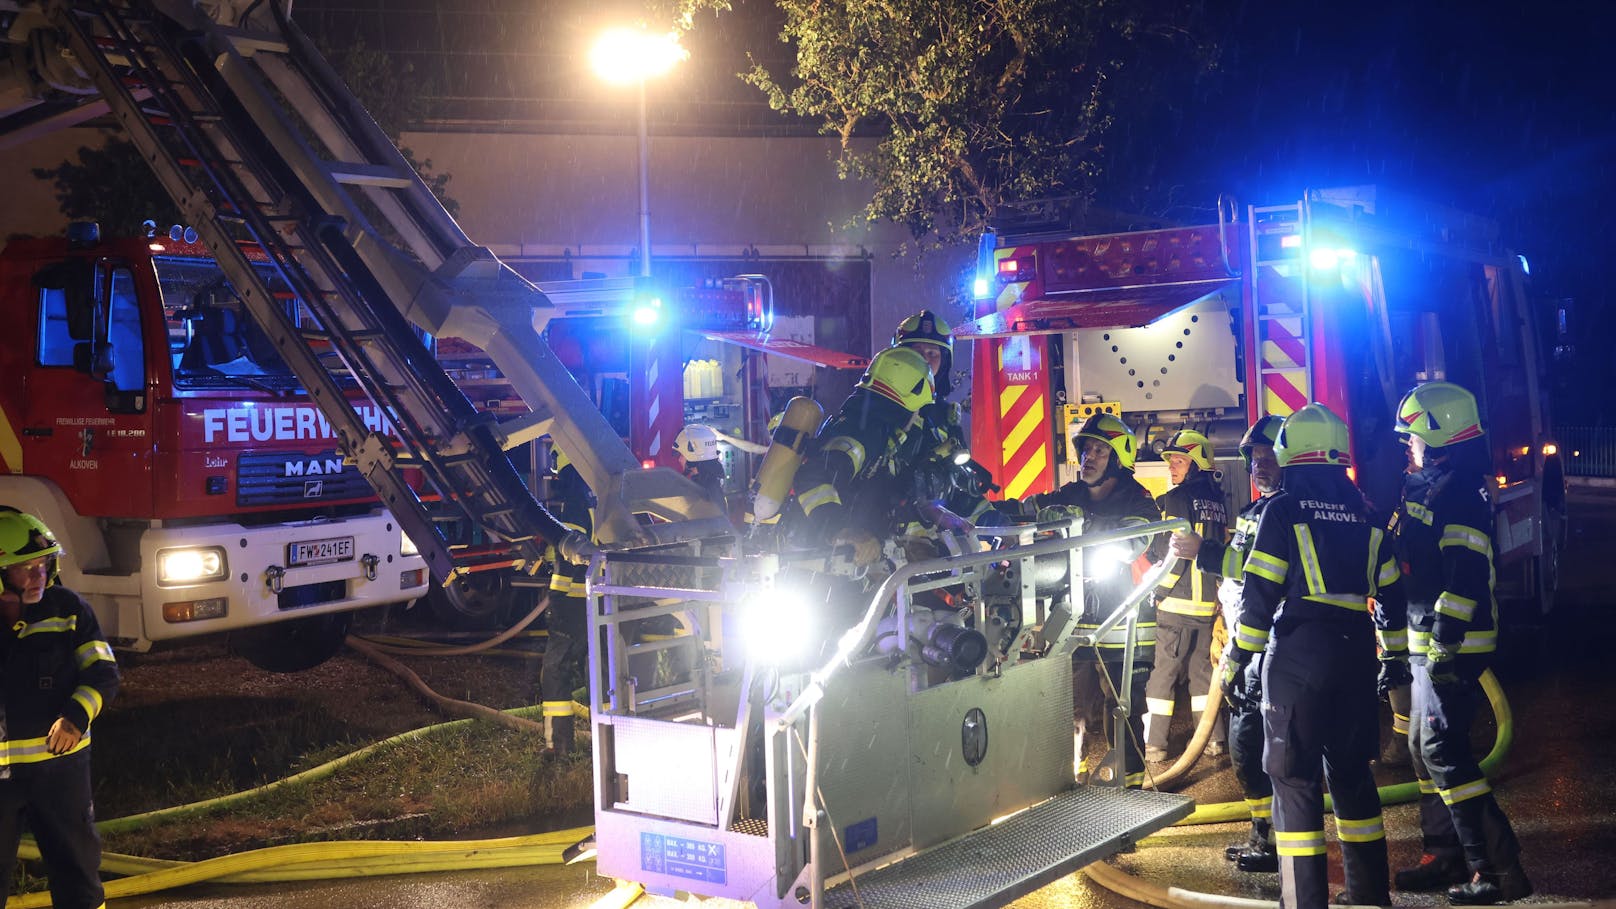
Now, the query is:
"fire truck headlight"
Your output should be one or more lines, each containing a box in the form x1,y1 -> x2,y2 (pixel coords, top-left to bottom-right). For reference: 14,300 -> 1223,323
736,586 -> 817,666
400,531 -> 420,557
1309,247 -> 1357,271
156,546 -> 228,586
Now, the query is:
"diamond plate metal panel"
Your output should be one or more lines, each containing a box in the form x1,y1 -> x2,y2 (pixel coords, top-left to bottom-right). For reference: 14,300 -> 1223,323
907,656 -> 1075,849
820,787 -> 1194,909
813,664 -> 914,870
610,716 -> 718,824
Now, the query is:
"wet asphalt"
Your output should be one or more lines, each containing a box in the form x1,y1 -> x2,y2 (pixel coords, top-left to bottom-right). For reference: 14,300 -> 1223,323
110,489 -> 1616,908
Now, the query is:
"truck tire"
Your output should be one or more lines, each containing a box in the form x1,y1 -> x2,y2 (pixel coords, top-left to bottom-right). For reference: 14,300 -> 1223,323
423,570 -> 541,630
230,612 -> 353,673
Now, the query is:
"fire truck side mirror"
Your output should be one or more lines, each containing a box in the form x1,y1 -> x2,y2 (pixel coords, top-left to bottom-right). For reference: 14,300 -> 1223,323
33,259 -> 97,341
72,341 -> 115,382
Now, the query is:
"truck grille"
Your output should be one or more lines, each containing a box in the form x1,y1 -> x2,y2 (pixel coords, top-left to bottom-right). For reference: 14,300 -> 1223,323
236,450 -> 373,508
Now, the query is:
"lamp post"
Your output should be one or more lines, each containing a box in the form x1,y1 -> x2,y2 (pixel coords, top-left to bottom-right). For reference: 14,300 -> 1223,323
590,27 -> 687,278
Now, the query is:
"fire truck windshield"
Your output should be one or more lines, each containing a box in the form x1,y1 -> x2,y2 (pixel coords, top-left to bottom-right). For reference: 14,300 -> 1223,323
156,255 -> 305,391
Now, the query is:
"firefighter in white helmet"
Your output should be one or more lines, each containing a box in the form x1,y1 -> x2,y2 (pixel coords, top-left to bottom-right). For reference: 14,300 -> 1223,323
1143,429 -> 1229,762
674,423 -> 728,509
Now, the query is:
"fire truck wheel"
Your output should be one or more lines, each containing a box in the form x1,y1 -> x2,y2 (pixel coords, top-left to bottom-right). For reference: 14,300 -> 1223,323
423,571 -> 538,631
229,612 -> 354,673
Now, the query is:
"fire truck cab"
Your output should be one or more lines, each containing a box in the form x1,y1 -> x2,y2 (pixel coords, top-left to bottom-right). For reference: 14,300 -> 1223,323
962,186 -> 1564,614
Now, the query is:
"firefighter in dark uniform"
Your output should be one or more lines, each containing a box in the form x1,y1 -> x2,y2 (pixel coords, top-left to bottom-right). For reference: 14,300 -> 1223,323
1222,404 -> 1405,909
1389,381 -> 1532,905
793,345 -> 963,557
0,512 -> 120,909
1021,413 -> 1159,787
1144,430 -> 1228,762
1170,414 -> 1285,872
539,449 -> 595,755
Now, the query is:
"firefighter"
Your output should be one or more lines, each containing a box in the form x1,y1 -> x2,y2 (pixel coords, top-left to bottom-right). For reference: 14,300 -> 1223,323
793,345 -> 968,558
1143,429 -> 1229,762
0,512 -> 120,909
1021,413 -> 1159,786
1221,403 -> 1405,909
1389,382 -> 1532,905
1170,414 -> 1285,872
539,448 -> 596,755
674,423 -> 729,509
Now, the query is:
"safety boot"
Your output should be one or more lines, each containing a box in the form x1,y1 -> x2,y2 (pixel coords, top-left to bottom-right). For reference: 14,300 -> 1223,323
1394,851 -> 1469,891
1235,843 -> 1279,873
1447,864 -> 1533,905
545,714 -> 576,756
1331,893 -> 1391,908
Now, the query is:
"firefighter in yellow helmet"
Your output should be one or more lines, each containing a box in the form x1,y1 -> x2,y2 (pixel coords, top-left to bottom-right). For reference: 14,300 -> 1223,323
0,511 -> 120,909
1016,412 -> 1160,786
1170,415 -> 1285,871
792,346 -> 964,559
1389,382 -> 1531,905
1142,429 -> 1229,762
1220,403 -> 1405,908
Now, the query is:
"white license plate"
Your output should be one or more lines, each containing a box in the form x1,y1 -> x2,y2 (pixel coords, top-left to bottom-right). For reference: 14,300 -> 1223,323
287,536 -> 354,567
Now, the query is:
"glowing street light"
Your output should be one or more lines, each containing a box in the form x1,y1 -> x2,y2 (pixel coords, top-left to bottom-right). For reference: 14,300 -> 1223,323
590,28 -> 687,278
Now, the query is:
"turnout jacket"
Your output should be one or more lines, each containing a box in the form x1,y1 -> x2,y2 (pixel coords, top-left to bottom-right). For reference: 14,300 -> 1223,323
1232,468 -> 1407,656
1389,462 -> 1499,659
1197,491 -> 1278,628
1149,470 -> 1229,619
794,389 -> 933,544
1032,474 -> 1161,650
0,585 -> 119,768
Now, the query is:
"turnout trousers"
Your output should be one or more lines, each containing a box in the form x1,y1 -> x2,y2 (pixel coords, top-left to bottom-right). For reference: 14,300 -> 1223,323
1408,656 -> 1522,875
1073,651 -> 1151,787
1145,614 -> 1217,751
1263,620 -> 1389,909
540,592 -> 590,752
1231,652 -> 1274,833
0,749 -> 105,909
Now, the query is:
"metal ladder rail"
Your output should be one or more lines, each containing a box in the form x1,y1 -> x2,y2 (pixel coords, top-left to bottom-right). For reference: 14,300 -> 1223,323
1248,200 -> 1312,412
52,0 -> 566,579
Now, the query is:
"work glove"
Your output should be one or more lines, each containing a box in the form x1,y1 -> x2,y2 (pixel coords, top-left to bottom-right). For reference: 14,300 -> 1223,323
557,530 -> 600,566
1425,640 -> 1462,687
831,528 -> 883,568
1376,656 -> 1413,702
1035,503 -> 1084,528
46,717 -> 83,756
1218,645 -> 1254,709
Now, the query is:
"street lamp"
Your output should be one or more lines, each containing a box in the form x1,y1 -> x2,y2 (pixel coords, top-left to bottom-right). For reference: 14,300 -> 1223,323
590,27 -> 687,278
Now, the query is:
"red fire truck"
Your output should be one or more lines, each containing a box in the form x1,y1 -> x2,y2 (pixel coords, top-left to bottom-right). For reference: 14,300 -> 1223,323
0,227 -> 432,669
961,186 -> 1564,614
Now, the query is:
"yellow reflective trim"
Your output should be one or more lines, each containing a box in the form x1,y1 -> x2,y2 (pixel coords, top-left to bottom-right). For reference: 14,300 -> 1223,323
1158,596 -> 1216,617
0,732 -> 92,766
1378,629 -> 1408,653
541,700 -> 574,717
1247,796 -> 1273,819
797,483 -> 841,514
1155,571 -> 1183,590
1377,557 -> 1402,588
549,576 -> 577,594
822,437 -> 867,474
75,640 -> 116,668
1275,829 -> 1327,855
1418,777 -> 1438,795
1146,697 -> 1176,717
72,685 -> 104,721
17,616 -> 76,638
1392,711 -> 1410,735
1439,778 -> 1493,806
1234,623 -> 1269,652
1336,815 -> 1386,842
1246,550 -> 1288,584
1368,528 -> 1384,593
1294,525 -> 1326,594
1435,592 -> 1478,621
1189,693 -> 1211,712
1407,502 -> 1434,525
1439,524 -> 1492,556
1303,593 -> 1369,611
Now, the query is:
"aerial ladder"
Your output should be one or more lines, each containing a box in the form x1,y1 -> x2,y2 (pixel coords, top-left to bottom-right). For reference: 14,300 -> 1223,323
19,0 -> 723,592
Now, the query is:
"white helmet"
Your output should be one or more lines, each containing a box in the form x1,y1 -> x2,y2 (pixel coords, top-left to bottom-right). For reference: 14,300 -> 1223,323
674,424 -> 722,463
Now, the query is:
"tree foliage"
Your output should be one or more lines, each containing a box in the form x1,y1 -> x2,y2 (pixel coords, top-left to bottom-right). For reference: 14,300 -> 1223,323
666,0 -> 1219,248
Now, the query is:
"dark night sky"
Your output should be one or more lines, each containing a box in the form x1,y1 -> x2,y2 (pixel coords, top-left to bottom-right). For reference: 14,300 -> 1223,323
292,0 -> 1614,414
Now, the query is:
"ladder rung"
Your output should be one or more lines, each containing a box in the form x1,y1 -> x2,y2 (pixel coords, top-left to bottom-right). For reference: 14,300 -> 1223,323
327,162 -> 412,188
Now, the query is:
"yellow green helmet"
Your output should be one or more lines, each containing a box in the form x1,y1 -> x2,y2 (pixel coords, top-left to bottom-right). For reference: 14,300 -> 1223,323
1395,381 -> 1484,448
1162,429 -> 1214,471
892,309 -> 953,356
1074,412 -> 1138,472
1274,403 -> 1352,467
0,511 -> 62,576
857,346 -> 935,413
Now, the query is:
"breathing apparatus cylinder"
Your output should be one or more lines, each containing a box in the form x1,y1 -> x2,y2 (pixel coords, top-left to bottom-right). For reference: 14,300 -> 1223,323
749,396 -> 824,523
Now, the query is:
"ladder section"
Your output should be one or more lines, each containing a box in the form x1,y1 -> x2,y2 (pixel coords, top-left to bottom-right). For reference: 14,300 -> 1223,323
46,0 -> 721,578
1248,201 -> 1312,418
